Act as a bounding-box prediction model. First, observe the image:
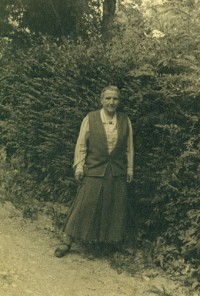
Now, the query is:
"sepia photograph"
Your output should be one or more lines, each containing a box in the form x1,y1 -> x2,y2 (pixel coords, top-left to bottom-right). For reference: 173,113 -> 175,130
0,0 -> 199,295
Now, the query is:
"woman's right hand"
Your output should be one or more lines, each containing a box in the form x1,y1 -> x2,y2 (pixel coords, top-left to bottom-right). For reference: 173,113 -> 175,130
75,171 -> 84,182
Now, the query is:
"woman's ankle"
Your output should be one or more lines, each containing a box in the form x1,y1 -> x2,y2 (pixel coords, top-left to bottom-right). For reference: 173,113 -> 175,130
62,234 -> 73,247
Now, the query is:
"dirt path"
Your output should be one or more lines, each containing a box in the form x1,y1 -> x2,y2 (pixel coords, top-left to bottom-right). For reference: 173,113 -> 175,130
0,202 -> 198,296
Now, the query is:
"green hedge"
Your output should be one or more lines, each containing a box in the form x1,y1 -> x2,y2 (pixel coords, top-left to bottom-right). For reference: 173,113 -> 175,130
0,34 -> 199,287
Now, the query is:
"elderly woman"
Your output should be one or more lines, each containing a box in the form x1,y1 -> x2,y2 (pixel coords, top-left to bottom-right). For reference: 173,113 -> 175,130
55,85 -> 134,257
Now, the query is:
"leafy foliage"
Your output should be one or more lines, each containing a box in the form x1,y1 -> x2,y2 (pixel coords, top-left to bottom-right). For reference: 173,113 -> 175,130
0,0 -> 102,39
0,0 -> 199,290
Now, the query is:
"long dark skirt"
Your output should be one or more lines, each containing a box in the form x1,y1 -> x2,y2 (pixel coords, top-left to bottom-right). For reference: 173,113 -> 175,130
63,165 -> 128,243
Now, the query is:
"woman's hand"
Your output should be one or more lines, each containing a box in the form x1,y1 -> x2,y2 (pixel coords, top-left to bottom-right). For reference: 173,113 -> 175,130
127,173 -> 133,183
75,171 -> 84,182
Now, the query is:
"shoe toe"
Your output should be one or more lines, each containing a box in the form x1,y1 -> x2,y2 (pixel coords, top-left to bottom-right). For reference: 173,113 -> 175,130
54,245 -> 70,258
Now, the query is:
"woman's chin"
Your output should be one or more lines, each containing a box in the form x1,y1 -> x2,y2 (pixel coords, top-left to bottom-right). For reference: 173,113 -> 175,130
105,108 -> 116,115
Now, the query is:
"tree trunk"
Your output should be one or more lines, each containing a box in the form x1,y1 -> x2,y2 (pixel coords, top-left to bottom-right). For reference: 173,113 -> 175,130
101,0 -> 116,42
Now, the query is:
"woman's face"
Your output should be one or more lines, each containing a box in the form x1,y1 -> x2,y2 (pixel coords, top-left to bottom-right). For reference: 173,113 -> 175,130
100,90 -> 120,115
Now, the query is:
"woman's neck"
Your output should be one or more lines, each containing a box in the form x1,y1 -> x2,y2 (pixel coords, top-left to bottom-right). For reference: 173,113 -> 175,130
102,108 -> 115,119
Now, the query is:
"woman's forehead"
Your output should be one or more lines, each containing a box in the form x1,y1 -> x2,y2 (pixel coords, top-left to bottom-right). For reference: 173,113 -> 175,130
102,90 -> 119,98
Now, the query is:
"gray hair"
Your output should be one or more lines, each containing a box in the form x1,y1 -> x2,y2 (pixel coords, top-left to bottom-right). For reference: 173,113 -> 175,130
100,85 -> 120,99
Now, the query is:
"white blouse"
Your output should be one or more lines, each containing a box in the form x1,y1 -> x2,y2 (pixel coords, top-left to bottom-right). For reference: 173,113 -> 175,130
74,109 -> 134,175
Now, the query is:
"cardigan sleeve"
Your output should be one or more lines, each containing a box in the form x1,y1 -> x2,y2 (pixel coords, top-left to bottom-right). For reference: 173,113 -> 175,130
73,115 -> 89,174
127,117 -> 134,175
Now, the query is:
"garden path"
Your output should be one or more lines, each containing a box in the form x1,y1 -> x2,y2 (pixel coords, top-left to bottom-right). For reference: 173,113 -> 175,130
0,202 -> 197,296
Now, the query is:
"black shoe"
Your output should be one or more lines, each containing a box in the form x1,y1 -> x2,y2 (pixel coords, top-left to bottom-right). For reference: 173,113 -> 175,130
54,244 -> 71,258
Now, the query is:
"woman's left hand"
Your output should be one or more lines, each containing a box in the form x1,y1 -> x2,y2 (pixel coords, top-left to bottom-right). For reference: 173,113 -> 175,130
127,173 -> 133,183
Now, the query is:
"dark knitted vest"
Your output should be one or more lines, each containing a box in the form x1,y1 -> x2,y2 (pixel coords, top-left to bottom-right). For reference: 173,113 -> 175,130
84,110 -> 128,176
